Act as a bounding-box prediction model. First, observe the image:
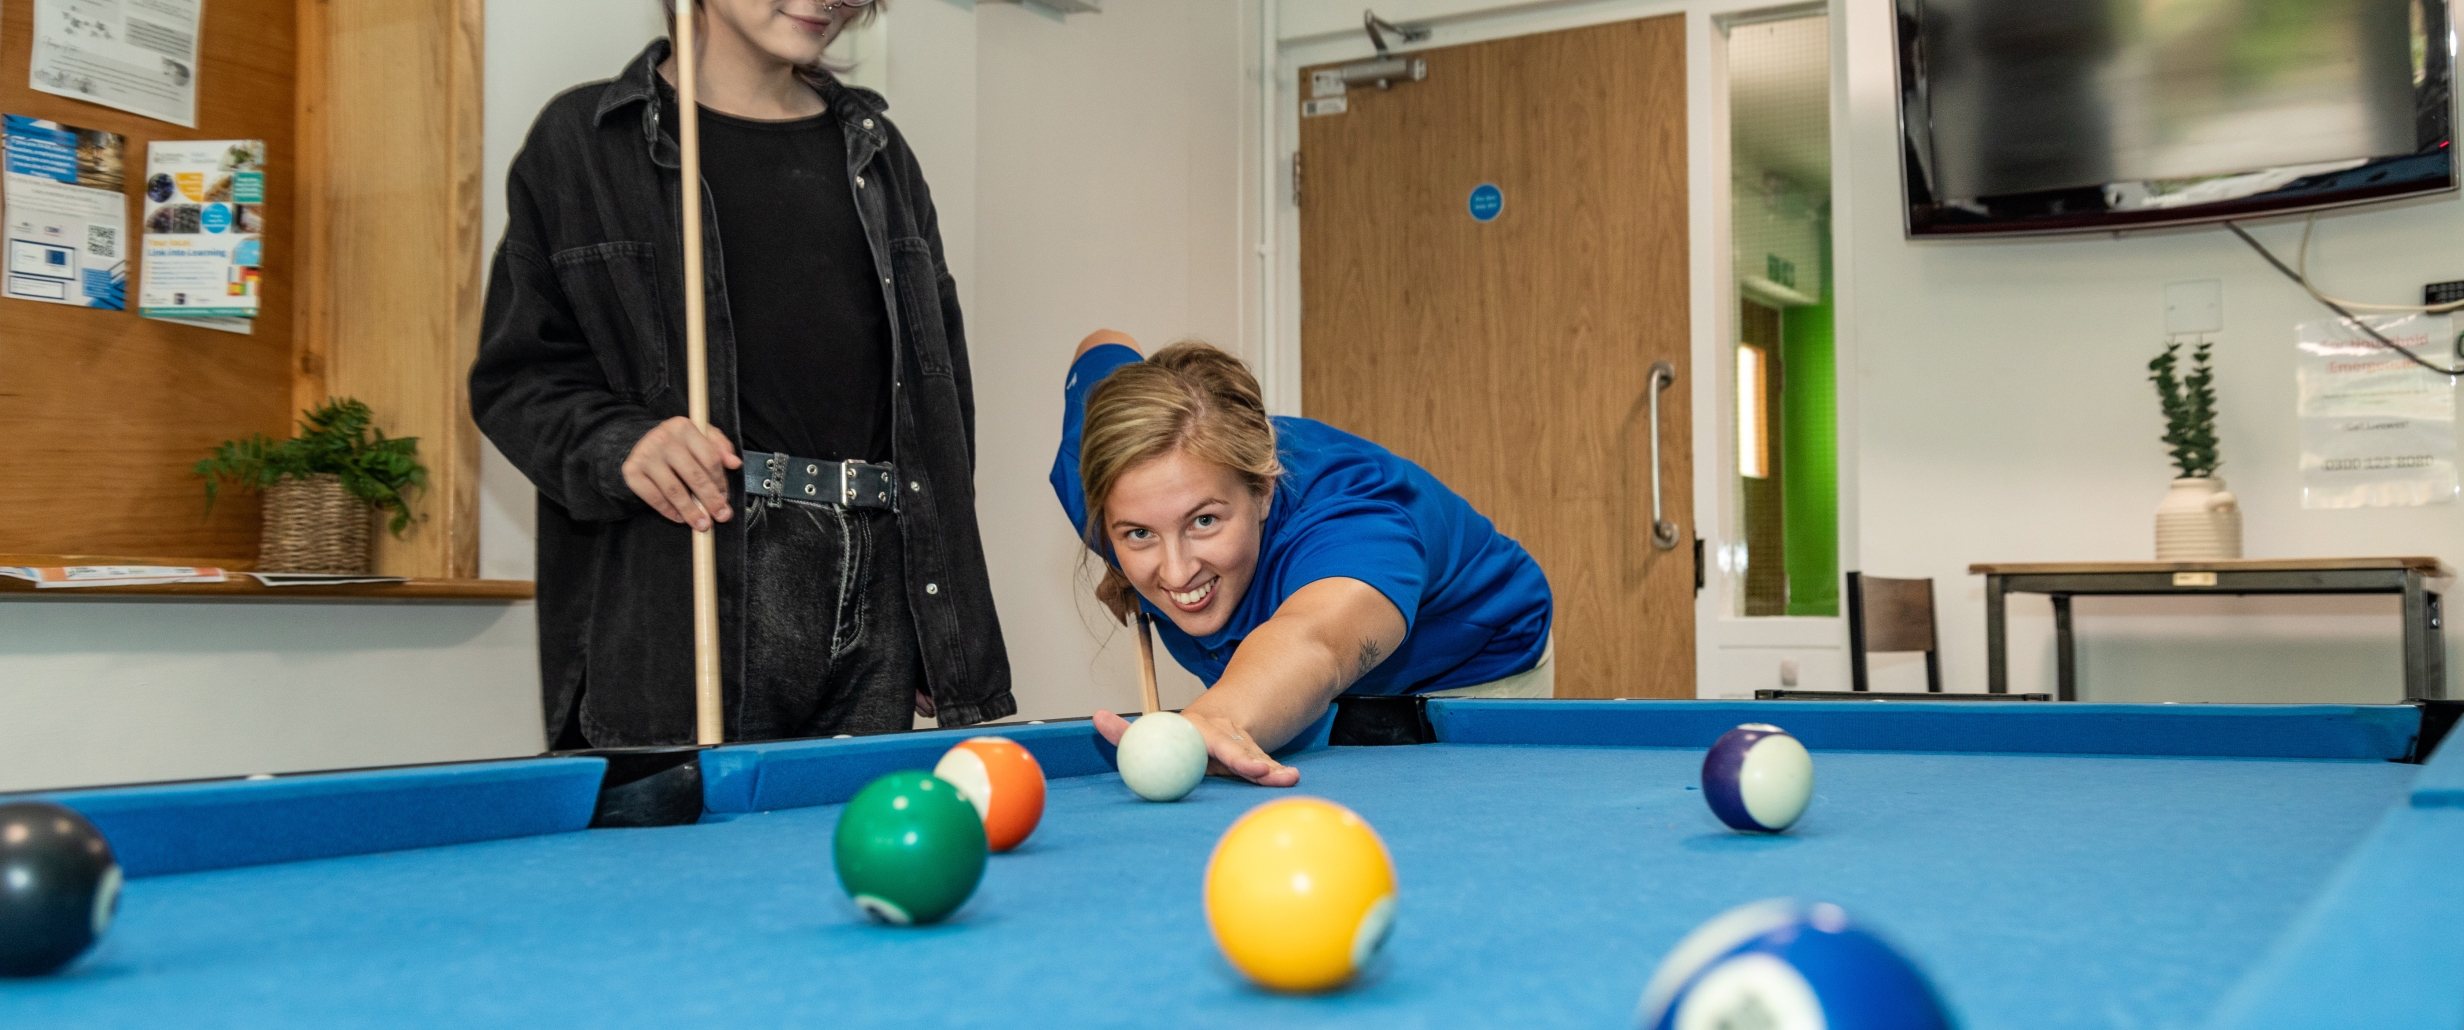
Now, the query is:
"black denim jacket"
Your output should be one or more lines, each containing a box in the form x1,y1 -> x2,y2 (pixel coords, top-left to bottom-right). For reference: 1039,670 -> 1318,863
470,41 -> 1014,745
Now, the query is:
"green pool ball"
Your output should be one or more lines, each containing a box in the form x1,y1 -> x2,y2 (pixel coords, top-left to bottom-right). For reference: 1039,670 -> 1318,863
832,771 -> 987,925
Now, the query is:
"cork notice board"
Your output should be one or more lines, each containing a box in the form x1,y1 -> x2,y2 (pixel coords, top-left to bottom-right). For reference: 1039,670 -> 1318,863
0,0 -> 296,561
0,0 -> 485,578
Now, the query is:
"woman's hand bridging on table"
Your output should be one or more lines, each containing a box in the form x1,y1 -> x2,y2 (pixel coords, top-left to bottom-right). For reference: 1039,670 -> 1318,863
1092,708 -> 1301,788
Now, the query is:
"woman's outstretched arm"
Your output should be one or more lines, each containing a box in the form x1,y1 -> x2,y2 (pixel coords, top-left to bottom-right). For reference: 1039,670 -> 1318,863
1095,577 -> 1406,787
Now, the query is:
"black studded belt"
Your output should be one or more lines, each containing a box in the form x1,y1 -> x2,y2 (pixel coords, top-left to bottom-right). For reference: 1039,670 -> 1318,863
742,452 -> 899,511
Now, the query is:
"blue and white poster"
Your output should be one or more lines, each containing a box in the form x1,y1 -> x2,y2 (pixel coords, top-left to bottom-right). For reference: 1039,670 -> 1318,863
2,113 -> 128,309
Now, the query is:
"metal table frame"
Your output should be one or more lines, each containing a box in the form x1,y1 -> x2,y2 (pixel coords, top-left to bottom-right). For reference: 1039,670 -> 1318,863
1973,560 -> 2451,701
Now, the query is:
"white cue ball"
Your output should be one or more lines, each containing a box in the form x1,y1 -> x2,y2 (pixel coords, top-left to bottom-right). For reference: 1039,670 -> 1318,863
1117,711 -> 1208,802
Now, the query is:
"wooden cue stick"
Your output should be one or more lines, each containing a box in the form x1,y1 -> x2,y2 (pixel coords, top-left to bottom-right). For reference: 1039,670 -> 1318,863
678,4 -> 723,746
1135,613 -> 1161,715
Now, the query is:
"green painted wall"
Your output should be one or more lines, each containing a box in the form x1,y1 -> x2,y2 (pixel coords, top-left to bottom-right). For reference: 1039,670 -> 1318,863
1780,217 -> 1839,618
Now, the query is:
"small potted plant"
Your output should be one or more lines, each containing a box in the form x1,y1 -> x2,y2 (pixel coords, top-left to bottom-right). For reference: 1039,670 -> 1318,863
195,398 -> 426,573
2147,341 -> 2241,560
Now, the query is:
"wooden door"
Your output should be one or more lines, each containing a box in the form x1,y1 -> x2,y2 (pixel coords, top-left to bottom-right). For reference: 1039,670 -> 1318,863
1300,17 -> 1693,698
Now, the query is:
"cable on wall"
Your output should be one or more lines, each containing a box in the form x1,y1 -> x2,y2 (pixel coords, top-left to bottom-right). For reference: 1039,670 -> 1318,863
2225,221 -> 2464,377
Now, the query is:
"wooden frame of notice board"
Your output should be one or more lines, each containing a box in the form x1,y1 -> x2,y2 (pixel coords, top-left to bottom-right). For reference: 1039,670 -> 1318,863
0,0 -> 490,583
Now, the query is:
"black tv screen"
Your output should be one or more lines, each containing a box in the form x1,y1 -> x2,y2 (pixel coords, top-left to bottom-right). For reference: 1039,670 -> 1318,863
1896,0 -> 2456,237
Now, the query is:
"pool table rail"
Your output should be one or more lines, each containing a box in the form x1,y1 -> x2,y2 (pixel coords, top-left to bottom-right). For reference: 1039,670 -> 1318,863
1426,699 -> 2423,760
19,758 -> 606,878
2207,720 -> 2464,1029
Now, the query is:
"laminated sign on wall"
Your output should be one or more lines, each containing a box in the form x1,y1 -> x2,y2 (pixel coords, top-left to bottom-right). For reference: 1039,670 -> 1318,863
2295,313 -> 2459,508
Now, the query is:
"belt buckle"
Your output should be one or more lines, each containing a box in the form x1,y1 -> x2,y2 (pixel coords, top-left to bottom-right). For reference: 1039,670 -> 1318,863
840,460 -> 897,511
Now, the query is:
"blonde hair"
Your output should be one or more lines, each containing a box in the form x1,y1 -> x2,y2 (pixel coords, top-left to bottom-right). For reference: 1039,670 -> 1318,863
1080,341 -> 1282,623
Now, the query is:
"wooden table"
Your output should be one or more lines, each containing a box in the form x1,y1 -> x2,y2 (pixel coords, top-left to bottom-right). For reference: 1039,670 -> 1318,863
1969,558 -> 2453,701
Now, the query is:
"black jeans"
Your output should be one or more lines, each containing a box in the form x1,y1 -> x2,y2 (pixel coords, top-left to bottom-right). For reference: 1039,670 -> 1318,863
737,499 -> 923,740
553,499 -> 919,751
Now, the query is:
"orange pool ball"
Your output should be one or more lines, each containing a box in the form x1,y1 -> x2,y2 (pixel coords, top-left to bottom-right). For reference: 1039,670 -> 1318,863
933,737 -> 1046,852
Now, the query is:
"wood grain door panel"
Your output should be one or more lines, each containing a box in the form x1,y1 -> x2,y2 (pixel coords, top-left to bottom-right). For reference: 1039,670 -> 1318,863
1300,16 -> 1693,698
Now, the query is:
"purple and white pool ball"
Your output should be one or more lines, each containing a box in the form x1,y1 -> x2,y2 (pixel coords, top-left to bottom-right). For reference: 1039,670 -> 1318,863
1702,723 -> 1813,833
1636,899 -> 1954,1030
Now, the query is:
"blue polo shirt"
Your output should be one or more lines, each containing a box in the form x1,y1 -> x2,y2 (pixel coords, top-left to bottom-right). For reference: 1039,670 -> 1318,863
1050,345 -> 1552,694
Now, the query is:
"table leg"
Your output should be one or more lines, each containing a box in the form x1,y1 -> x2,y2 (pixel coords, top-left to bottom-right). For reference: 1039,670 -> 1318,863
2053,594 -> 2077,702
1986,575 -> 2008,695
2434,592 -> 2449,702
2403,573 -> 2447,701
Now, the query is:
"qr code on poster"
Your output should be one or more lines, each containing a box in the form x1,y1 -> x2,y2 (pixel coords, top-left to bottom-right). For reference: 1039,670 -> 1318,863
86,224 -> 117,257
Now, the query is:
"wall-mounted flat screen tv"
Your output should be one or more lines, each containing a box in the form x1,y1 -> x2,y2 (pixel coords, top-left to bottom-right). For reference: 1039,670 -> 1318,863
1896,0 -> 2456,237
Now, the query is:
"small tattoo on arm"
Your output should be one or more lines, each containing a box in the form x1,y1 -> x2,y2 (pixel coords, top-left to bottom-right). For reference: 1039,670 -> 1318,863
1356,640 -> 1386,678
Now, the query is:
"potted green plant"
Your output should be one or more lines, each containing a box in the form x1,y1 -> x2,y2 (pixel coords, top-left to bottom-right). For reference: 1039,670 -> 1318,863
195,398 -> 426,573
2147,341 -> 2241,560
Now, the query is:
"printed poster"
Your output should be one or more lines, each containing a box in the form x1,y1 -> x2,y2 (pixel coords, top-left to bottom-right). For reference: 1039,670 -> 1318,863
2,114 -> 128,309
139,138 -> 263,320
28,0 -> 203,128
2295,313 -> 2460,508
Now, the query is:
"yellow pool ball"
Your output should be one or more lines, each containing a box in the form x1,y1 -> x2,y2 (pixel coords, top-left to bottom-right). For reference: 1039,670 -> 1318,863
1203,797 -> 1397,992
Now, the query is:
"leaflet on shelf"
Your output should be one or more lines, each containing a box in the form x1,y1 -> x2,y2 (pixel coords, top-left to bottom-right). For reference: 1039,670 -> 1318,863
0,565 -> 228,587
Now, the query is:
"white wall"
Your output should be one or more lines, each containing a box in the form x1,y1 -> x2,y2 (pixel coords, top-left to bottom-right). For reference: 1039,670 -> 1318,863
970,0 -> 1254,717
0,602 -> 540,793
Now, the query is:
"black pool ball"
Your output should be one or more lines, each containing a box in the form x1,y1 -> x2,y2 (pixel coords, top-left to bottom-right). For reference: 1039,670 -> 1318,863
0,801 -> 122,977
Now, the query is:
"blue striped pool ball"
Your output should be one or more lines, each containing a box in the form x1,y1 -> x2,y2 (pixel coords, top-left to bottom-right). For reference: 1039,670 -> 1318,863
1637,899 -> 1953,1030
1702,723 -> 1814,833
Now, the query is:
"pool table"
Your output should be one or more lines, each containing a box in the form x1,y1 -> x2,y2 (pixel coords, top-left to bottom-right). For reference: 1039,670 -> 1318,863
3,699 -> 2458,1029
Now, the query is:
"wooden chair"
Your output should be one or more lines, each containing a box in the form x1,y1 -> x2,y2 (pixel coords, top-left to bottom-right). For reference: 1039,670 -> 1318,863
1848,572 -> 1942,693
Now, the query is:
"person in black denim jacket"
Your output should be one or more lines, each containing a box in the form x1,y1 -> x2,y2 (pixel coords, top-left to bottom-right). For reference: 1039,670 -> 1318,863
470,1 -> 1012,749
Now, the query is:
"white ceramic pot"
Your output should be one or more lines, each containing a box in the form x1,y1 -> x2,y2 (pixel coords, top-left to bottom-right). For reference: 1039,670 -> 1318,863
2154,477 -> 2242,560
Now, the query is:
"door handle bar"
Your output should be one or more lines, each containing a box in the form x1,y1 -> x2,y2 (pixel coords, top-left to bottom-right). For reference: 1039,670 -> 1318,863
1647,361 -> 1679,550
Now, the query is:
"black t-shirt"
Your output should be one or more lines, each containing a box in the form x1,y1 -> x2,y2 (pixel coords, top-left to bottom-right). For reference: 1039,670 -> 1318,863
662,87 -> 894,463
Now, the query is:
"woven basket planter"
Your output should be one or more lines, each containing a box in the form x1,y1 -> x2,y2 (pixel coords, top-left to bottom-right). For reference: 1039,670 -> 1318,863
259,474 -> 372,574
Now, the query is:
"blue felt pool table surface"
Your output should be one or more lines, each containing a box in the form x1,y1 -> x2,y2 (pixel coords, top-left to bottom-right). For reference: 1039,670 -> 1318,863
1,700 -> 2455,1029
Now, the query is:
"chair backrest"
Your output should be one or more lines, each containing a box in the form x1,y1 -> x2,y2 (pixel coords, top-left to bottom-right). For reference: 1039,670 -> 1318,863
1847,572 -> 1941,692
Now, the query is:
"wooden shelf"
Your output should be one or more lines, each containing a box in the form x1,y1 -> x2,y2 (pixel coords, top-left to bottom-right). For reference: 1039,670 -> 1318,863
0,555 -> 529,603
1970,557 -> 2454,579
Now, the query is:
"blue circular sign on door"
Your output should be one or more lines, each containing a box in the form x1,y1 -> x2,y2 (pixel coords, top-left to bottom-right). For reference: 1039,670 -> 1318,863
1468,183 -> 1503,222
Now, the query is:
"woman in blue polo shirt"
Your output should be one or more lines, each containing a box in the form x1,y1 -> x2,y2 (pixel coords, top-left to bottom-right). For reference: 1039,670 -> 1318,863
1052,329 -> 1553,787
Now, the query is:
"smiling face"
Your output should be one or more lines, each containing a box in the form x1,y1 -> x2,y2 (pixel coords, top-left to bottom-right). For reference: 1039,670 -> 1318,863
699,0 -> 859,68
1104,449 -> 1272,638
